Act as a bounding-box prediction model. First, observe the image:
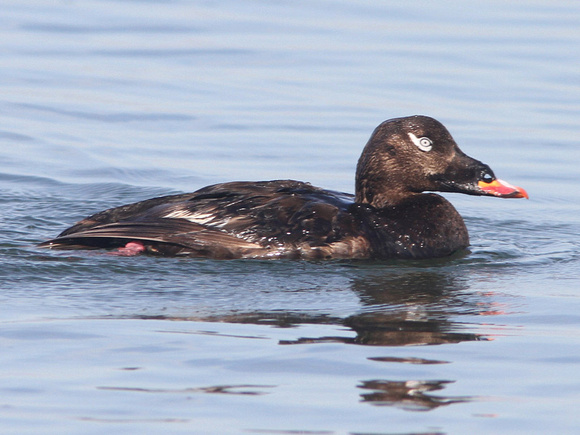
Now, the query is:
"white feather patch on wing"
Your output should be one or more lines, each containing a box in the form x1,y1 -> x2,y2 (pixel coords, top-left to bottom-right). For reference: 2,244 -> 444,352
162,209 -> 230,228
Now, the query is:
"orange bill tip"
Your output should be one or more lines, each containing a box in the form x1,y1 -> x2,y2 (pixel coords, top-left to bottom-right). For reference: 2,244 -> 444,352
478,179 -> 529,199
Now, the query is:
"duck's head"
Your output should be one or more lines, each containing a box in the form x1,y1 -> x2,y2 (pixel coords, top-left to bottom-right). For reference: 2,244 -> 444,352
355,115 -> 528,208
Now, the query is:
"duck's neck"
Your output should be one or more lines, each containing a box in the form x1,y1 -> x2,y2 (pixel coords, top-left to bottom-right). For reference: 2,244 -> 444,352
355,161 -> 419,208
355,186 -> 419,209
354,134 -> 416,208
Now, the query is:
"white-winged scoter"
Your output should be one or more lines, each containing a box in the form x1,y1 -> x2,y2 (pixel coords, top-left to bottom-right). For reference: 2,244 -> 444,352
40,115 -> 528,259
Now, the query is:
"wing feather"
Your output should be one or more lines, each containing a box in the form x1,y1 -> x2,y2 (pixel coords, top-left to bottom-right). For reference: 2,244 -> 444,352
40,180 -> 364,258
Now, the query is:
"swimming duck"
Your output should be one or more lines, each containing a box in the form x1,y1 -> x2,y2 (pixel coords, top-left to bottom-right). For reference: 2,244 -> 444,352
40,115 -> 527,259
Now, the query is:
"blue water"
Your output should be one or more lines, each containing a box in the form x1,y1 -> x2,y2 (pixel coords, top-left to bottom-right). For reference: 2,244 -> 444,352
2,1 -> 580,434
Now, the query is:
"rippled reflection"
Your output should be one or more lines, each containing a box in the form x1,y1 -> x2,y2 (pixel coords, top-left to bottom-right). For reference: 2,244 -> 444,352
358,379 -> 473,411
98,384 -> 274,395
123,266 -> 497,412
185,267 -> 492,347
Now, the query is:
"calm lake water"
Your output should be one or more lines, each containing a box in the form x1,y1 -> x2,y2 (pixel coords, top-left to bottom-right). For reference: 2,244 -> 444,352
2,1 -> 580,434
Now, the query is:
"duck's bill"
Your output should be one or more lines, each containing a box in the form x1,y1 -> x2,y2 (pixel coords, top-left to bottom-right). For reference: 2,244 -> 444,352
477,179 -> 529,199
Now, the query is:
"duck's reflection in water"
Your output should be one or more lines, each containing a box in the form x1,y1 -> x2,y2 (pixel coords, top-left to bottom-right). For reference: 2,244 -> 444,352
214,268 -> 489,347
346,268 -> 488,346
138,267 -> 494,411
358,379 -> 473,411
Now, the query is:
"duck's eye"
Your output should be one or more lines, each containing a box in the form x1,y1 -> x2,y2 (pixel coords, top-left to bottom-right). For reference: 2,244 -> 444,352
408,133 -> 433,152
481,172 -> 494,183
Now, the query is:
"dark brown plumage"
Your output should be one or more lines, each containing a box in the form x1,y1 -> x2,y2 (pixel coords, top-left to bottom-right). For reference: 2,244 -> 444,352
39,116 -> 527,259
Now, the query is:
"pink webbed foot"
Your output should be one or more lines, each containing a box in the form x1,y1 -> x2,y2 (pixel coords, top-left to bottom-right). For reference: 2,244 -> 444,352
110,241 -> 146,256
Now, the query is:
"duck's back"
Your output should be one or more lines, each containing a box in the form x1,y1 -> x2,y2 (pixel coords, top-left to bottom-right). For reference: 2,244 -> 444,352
43,180 -> 371,259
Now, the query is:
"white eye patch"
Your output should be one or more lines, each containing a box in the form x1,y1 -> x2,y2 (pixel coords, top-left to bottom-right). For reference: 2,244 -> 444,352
408,133 -> 433,152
